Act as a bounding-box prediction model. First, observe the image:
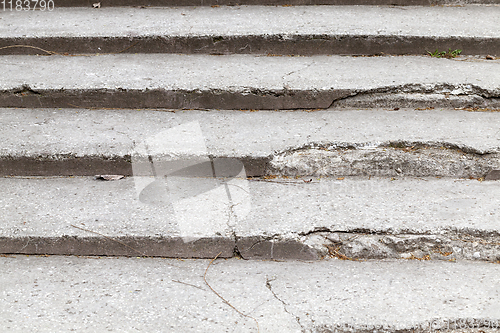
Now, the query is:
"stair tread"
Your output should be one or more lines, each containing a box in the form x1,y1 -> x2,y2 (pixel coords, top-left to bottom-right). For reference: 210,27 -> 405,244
1,6 -> 499,56
2,108 -> 499,156
1,255 -> 499,332
2,6 -> 499,39
1,108 -> 499,177
1,175 -> 498,259
1,54 -> 499,109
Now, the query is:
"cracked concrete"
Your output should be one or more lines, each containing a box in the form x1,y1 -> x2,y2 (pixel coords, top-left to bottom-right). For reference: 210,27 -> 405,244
0,54 -> 499,109
268,145 -> 500,178
266,277 -> 305,331
309,232 -> 500,261
2,255 -> 499,332
330,83 -> 500,109
1,108 -> 499,177
1,176 -> 499,260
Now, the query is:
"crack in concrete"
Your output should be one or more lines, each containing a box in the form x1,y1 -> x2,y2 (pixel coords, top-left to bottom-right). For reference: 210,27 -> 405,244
281,60 -> 317,83
265,277 -> 306,333
327,83 -> 500,109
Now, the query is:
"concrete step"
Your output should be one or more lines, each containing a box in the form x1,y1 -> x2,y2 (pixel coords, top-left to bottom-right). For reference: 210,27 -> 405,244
2,6 -> 499,56
1,175 -> 499,260
1,108 -> 499,178
49,0 -> 500,6
1,255 -> 500,332
1,54 -> 500,109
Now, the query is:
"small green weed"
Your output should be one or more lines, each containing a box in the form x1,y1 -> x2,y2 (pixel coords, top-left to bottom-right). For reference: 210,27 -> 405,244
427,48 -> 462,58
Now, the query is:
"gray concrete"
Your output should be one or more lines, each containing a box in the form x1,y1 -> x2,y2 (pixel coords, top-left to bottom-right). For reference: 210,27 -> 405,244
0,176 -> 499,260
269,147 -> 500,178
0,54 -> 499,109
48,0 -> 500,7
1,6 -> 499,55
1,255 -> 499,332
1,108 -> 499,176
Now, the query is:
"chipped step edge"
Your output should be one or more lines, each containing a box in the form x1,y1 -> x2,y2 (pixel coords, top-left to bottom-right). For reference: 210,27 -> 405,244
1,36 -> 499,56
2,86 -> 500,110
268,147 -> 500,179
2,231 -> 500,262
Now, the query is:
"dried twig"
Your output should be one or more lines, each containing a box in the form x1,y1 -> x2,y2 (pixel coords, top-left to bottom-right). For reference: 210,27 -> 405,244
71,224 -> 146,256
325,234 -> 362,261
172,279 -> 205,291
204,252 -> 260,333
0,42 -> 139,56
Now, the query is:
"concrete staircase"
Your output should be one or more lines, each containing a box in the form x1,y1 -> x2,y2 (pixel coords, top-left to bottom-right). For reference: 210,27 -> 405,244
1,1 -> 499,332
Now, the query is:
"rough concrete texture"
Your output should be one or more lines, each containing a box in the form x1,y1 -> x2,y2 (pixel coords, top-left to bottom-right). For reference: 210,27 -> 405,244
1,256 -> 499,332
49,0 -> 500,6
269,146 -> 500,178
1,6 -> 500,55
1,108 -> 499,177
0,176 -> 498,260
319,232 -> 500,261
0,55 -> 499,109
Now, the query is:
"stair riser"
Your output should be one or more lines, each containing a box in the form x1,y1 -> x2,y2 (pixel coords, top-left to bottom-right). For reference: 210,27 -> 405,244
2,89 -> 500,110
1,154 -> 498,178
2,233 -> 500,261
2,36 -> 499,56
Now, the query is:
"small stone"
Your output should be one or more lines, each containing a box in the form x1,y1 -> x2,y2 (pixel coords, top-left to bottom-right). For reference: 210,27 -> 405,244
485,170 -> 500,181
473,252 -> 481,259
92,2 -> 101,8
485,55 -> 495,60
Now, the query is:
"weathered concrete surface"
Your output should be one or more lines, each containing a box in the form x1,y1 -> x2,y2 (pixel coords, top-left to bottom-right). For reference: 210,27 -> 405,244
269,146 -> 500,178
0,55 -> 499,109
0,176 -> 498,260
1,108 -> 499,177
1,6 -> 499,55
1,256 -> 499,332
50,0 -> 500,7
